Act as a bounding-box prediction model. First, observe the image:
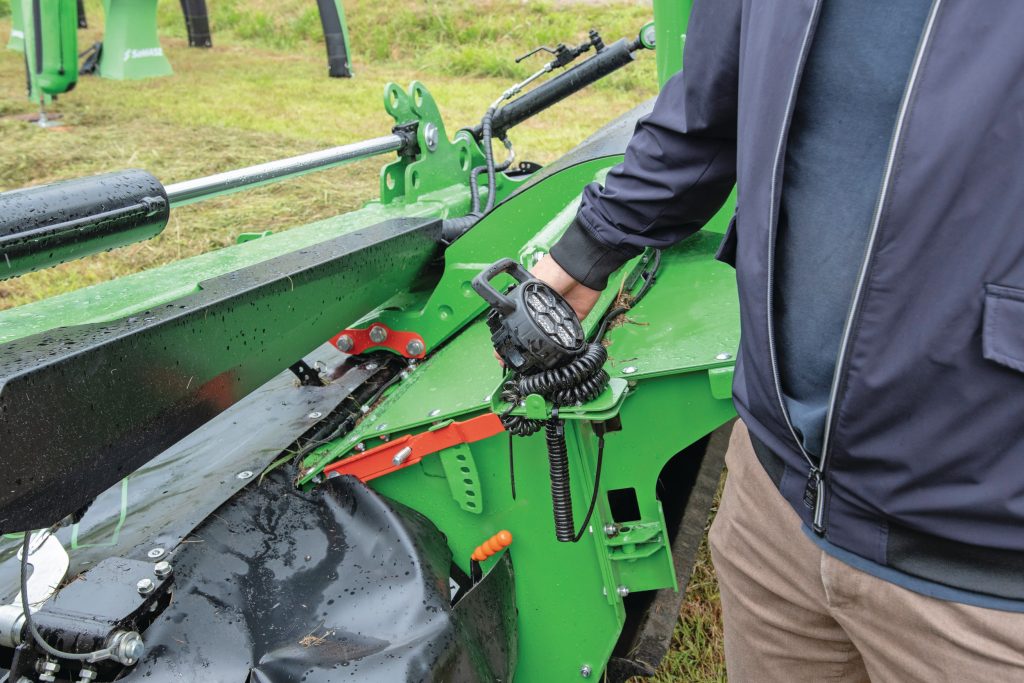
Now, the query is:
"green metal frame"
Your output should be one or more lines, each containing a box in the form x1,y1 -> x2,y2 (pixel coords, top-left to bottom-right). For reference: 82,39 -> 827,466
99,0 -> 173,80
0,4 -> 740,680
6,0 -> 25,52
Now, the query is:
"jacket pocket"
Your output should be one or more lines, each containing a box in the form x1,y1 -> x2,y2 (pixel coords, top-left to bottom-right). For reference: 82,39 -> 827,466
714,211 -> 738,268
983,283 -> 1024,373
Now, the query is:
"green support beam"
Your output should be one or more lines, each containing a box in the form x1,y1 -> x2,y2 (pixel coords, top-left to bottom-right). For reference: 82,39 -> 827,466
6,0 -> 25,51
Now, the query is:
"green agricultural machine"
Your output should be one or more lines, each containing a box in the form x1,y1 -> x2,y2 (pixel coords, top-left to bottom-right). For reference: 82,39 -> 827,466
0,1 -> 738,681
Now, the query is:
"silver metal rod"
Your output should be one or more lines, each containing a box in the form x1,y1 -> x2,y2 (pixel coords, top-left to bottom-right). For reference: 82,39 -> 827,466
165,134 -> 404,208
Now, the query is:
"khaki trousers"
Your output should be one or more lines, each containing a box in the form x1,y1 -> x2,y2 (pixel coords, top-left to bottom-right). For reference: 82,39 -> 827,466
708,421 -> 1024,683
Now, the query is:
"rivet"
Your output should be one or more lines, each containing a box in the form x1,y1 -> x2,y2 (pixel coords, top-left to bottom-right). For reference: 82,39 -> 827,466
616,585 -> 630,597
622,366 -> 637,375
236,470 -> 254,480
307,411 -> 323,420
365,362 -> 379,371
716,352 -> 733,361
354,442 -> 366,452
147,547 -> 165,560
376,424 -> 389,432
428,409 -> 441,417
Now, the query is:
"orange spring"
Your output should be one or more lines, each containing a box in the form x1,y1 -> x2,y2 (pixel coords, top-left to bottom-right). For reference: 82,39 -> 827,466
471,530 -> 513,562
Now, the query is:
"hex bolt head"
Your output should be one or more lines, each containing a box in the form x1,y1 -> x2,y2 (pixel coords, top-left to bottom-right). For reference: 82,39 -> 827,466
406,339 -> 425,356
336,334 -> 355,352
369,325 -> 388,344
147,547 -> 165,560
616,585 -> 630,598
354,442 -> 366,452
580,664 -> 593,678
153,561 -> 172,579
603,524 -> 619,537
137,578 -> 155,596
715,352 -> 733,361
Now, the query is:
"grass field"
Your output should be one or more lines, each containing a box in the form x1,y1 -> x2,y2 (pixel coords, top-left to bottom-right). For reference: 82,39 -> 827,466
0,1 -> 726,679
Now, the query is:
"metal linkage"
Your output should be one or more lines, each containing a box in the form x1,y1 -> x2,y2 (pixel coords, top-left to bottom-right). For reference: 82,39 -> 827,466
165,134 -> 404,207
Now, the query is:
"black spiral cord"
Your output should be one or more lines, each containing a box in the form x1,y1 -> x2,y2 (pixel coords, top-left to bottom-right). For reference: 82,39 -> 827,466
497,249 -> 660,542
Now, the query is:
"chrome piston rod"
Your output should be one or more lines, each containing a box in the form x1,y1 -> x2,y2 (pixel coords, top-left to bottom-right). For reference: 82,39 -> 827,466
165,134 -> 404,208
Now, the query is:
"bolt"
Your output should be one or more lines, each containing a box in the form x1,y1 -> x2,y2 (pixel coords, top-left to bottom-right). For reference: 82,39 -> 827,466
153,561 -> 172,579
580,664 -> 593,678
406,339 -> 425,356
336,334 -> 355,352
137,578 -> 155,595
326,471 -> 340,479
77,665 -> 98,683
715,352 -> 733,361
37,658 -> 59,683
369,325 -> 388,344
423,122 -> 439,152
236,470 -> 254,480
147,547 -> 165,560
376,423 -> 389,431
616,585 -> 630,598
622,366 -> 638,375
110,631 -> 145,665
603,523 -> 619,537
354,442 -> 366,452
307,411 -> 323,420
428,408 -> 441,417
392,446 -> 413,466
365,362 -> 379,371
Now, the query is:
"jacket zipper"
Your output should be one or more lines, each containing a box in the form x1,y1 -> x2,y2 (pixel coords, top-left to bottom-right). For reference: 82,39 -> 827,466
812,0 -> 944,535
766,0 -> 823,475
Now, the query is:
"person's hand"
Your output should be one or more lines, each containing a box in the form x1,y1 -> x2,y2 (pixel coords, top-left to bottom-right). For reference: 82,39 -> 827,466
530,254 -> 602,321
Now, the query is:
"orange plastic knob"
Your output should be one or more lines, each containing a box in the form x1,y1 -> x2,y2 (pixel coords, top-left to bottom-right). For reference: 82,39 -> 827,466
471,530 -> 513,562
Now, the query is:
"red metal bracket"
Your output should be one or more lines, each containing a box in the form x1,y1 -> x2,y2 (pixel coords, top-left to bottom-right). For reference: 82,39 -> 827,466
330,323 -> 426,359
324,413 -> 506,483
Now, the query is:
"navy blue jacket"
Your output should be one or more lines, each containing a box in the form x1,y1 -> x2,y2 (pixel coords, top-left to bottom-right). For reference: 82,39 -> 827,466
550,0 -> 1024,600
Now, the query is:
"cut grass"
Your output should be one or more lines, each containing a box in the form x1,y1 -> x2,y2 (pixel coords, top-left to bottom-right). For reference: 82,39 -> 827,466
0,2 -> 727,679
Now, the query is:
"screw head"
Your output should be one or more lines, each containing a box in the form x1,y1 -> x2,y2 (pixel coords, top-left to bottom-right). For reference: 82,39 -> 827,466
369,325 -> 388,344
715,352 -> 733,361
616,585 -> 630,597
147,547 -> 165,560
137,578 -> 155,595
423,122 -> 439,152
336,334 -> 354,352
428,408 -> 441,417
153,561 -> 172,579
603,524 -> 618,537
354,442 -> 366,452
376,423 -> 389,431
365,362 -> 379,371
406,339 -> 425,356
580,664 -> 593,678
307,411 -> 323,420
236,470 -> 254,480
622,366 -> 638,375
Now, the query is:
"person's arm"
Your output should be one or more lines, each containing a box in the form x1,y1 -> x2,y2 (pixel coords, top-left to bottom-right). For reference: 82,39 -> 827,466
541,0 -> 741,317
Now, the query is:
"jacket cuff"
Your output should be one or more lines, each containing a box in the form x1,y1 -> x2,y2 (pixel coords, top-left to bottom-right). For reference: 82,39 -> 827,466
549,219 -> 635,290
